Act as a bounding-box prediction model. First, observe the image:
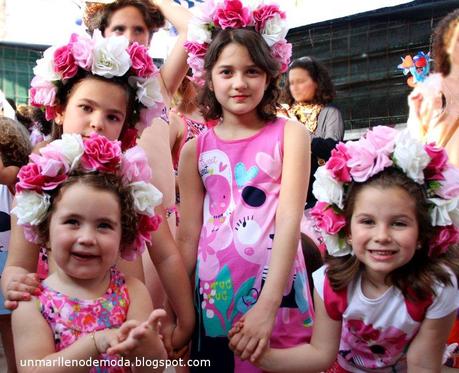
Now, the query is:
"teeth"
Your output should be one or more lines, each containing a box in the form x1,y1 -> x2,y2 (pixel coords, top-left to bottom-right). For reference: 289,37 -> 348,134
370,250 -> 394,256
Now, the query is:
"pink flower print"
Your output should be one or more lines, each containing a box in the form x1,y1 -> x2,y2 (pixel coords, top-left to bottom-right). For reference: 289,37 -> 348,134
198,226 -> 223,281
341,319 -> 409,368
199,281 -> 217,319
204,174 -> 231,224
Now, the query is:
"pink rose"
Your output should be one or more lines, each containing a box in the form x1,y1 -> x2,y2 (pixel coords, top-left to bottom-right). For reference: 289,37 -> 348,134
184,41 -> 208,58
121,146 -> 152,184
365,125 -> 397,155
29,76 -> 57,107
45,106 -> 57,121
213,0 -> 252,29
16,163 -> 45,193
310,201 -> 346,235
128,42 -> 156,78
120,128 -> 138,152
28,153 -> 69,191
187,55 -> 206,86
437,165 -> 459,199
270,40 -> 292,73
53,44 -> 78,80
326,142 -> 351,182
80,133 -> 122,173
429,225 -> 459,257
122,214 -> 162,260
346,138 -> 392,182
424,143 -> 448,181
70,33 -> 94,70
253,4 -> 285,32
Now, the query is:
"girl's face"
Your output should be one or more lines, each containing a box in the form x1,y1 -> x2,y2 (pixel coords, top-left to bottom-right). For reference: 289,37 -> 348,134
288,67 -> 317,103
104,5 -> 150,46
56,78 -> 128,141
49,182 -> 122,282
349,185 -> 419,283
210,42 -> 268,118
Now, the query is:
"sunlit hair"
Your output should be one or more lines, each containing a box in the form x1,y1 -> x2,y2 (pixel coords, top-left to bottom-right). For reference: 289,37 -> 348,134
326,167 -> 459,301
283,56 -> 336,106
93,0 -> 165,42
37,171 -> 138,252
432,9 -> 459,76
199,28 -> 280,122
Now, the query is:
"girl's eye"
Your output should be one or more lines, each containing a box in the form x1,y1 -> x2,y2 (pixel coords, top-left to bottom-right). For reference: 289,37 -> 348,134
135,27 -> 146,35
79,105 -> 92,113
98,222 -> 113,230
64,219 -> 79,226
220,69 -> 232,76
360,219 -> 374,225
247,68 -> 261,75
107,114 -> 122,123
392,221 -> 407,227
112,26 -> 125,34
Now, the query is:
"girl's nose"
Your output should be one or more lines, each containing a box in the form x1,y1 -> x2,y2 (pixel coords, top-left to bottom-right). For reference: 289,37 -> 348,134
90,115 -> 104,132
233,73 -> 248,90
374,224 -> 392,243
77,227 -> 96,246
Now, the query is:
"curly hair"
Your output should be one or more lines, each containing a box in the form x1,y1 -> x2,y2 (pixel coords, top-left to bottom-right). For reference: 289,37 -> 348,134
326,167 -> 459,301
283,56 -> 336,106
198,28 -> 281,122
37,171 -> 138,256
51,71 -> 138,141
0,117 -> 32,168
88,0 -> 165,42
432,9 -> 459,76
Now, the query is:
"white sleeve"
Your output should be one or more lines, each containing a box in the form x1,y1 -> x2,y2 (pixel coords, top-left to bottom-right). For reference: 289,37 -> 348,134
426,268 -> 459,319
312,265 -> 327,300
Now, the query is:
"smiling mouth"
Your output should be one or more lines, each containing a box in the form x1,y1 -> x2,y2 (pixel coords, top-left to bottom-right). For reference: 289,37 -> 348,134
71,252 -> 98,260
368,250 -> 396,256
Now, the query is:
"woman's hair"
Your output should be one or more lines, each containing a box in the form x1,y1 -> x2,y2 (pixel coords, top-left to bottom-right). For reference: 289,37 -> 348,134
283,56 -> 336,106
326,167 -> 459,301
51,71 -> 138,140
37,171 -> 138,251
0,116 -> 32,167
199,28 -> 281,122
173,70 -> 198,114
432,9 -> 459,76
90,0 -> 165,42
15,104 -> 52,136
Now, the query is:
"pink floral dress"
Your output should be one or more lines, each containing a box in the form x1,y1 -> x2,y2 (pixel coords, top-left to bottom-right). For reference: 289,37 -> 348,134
38,267 -> 130,372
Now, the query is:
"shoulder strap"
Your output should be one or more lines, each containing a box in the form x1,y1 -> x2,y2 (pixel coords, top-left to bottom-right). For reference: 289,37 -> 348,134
405,290 -> 433,322
323,275 -> 348,321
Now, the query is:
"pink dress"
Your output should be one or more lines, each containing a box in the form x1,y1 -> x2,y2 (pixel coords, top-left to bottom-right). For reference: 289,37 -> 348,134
38,267 -> 130,372
191,118 -> 314,372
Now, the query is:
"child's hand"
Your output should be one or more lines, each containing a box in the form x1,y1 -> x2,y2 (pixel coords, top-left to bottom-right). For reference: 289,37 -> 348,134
4,273 -> 41,310
94,329 -> 120,354
158,307 -> 175,356
228,320 -> 244,338
107,309 -> 167,360
228,304 -> 275,362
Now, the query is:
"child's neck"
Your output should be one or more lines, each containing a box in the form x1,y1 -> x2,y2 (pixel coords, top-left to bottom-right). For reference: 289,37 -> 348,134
46,268 -> 111,300
361,269 -> 391,299
216,111 -> 267,140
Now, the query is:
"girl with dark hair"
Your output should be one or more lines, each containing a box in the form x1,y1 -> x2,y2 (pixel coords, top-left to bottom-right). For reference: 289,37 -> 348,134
408,9 -> 459,168
178,1 -> 314,371
251,126 -> 459,372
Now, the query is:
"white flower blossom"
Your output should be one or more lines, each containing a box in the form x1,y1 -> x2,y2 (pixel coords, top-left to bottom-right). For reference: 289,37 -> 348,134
260,14 -> 288,47
33,47 -> 60,81
12,192 -> 50,226
393,129 -> 430,184
323,233 -> 351,257
91,30 -> 131,78
187,20 -> 212,44
45,134 -> 84,170
129,76 -> 163,108
312,166 -> 345,209
130,181 -> 163,216
429,197 -> 459,227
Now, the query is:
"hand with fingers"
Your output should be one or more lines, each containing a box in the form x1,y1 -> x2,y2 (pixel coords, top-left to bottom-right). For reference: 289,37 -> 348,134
107,309 -> 168,361
228,304 -> 275,363
5,272 -> 41,310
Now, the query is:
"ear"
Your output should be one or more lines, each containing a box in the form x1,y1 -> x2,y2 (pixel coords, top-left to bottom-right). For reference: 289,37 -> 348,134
208,80 -> 214,92
54,105 -> 64,126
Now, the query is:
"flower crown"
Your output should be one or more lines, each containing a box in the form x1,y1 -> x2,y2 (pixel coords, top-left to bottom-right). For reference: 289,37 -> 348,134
29,30 -> 164,146
184,0 -> 292,86
11,133 -> 163,260
310,126 -> 459,257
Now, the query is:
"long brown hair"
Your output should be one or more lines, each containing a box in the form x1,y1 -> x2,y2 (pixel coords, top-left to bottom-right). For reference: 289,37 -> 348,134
432,9 -> 459,76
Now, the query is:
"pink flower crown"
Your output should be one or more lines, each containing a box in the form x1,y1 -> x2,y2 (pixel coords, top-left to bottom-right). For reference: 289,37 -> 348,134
310,126 -> 459,258
29,30 -> 165,148
11,133 -> 163,261
184,0 -> 292,86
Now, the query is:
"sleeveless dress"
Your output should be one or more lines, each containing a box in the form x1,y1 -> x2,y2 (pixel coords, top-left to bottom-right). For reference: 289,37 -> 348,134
38,267 -> 130,372
191,118 -> 314,372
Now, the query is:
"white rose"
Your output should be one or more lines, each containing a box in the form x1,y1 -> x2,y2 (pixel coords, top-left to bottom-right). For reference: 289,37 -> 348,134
312,166 -> 345,209
393,129 -> 430,184
46,134 -> 84,170
129,76 -> 163,108
187,20 -> 212,44
323,233 -> 351,257
130,181 -> 163,216
12,192 -> 50,226
33,47 -> 60,81
245,0 -> 264,11
429,197 -> 459,227
91,30 -> 131,78
261,14 -> 288,47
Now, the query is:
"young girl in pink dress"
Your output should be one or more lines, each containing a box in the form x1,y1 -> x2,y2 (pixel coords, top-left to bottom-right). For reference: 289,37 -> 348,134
177,1 -> 314,371
11,133 -> 166,372
253,126 -> 459,372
